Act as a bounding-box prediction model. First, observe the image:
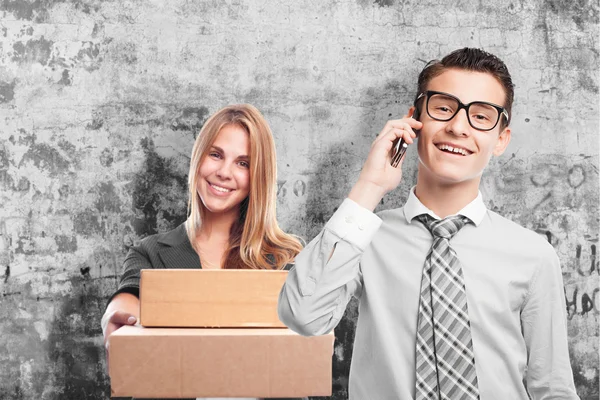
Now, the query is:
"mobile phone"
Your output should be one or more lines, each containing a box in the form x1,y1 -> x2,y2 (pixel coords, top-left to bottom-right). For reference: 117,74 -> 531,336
390,105 -> 421,167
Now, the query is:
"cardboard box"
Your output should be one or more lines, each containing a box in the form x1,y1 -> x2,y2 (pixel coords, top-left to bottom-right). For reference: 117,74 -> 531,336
140,269 -> 288,328
109,325 -> 334,398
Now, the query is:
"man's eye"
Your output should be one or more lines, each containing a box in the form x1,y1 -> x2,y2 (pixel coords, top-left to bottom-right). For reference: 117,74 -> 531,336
472,114 -> 491,121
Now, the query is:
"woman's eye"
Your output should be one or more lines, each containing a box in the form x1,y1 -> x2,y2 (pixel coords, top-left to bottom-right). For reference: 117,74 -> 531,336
209,152 -> 222,159
239,161 -> 249,168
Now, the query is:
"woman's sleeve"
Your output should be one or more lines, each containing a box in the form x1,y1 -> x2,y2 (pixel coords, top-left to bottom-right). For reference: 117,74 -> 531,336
106,243 -> 153,306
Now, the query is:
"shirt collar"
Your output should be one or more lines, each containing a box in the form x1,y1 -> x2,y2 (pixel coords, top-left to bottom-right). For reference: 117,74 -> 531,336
403,186 -> 487,226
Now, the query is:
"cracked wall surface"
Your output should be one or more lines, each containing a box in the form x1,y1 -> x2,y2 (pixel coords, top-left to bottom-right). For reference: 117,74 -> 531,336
0,0 -> 598,398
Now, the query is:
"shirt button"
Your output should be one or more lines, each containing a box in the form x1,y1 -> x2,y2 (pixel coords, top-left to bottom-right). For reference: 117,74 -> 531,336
358,223 -> 364,230
345,216 -> 353,224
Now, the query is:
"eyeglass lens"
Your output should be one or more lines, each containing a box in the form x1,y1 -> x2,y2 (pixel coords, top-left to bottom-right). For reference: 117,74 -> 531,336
427,93 -> 499,130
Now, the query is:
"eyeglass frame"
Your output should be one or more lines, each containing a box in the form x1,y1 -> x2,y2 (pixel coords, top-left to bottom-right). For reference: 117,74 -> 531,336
415,90 -> 510,132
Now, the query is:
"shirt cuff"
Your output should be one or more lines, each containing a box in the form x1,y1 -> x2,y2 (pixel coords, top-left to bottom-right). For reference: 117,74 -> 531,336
325,198 -> 382,250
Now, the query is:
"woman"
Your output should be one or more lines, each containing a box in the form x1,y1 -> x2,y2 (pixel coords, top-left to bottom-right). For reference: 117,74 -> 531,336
101,104 -> 304,400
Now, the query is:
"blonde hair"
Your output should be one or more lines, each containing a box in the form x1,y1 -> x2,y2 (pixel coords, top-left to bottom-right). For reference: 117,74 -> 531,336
186,104 -> 302,269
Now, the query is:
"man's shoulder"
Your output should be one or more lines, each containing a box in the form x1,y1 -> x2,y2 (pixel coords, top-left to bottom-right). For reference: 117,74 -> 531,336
484,209 -> 555,255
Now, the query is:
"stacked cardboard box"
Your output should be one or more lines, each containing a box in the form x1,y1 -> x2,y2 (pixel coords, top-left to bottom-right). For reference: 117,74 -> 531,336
108,269 -> 334,398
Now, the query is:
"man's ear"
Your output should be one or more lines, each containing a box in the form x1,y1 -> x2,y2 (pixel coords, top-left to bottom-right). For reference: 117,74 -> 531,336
493,126 -> 511,156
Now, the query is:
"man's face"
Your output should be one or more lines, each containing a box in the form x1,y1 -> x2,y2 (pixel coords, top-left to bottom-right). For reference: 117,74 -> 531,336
415,68 -> 511,187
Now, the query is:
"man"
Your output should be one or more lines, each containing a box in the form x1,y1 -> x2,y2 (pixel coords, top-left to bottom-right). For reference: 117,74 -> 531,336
278,48 -> 579,399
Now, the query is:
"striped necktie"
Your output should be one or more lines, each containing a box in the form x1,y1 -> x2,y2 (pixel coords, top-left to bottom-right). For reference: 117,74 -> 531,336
415,214 -> 479,400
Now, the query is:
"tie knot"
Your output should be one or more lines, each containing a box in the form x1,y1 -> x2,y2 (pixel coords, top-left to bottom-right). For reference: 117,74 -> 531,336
417,214 -> 471,239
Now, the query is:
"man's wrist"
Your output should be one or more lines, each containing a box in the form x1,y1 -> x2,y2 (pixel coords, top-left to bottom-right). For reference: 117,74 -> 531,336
348,180 -> 388,212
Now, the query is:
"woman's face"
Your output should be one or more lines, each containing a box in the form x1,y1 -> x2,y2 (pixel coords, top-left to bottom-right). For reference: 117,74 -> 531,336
196,124 -> 251,217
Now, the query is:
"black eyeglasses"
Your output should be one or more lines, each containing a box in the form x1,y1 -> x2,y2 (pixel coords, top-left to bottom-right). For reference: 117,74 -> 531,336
415,90 -> 509,131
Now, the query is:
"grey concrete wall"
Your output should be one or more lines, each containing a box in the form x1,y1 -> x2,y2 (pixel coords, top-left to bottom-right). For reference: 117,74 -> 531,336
0,0 -> 597,398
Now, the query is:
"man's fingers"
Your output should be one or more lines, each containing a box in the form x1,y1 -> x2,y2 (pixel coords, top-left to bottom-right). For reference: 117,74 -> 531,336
378,127 -> 416,148
377,118 -> 422,136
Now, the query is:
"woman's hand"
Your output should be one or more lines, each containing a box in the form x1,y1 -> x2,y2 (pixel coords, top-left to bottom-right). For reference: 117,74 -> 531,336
101,310 -> 137,344
348,115 -> 422,211
101,293 -> 140,370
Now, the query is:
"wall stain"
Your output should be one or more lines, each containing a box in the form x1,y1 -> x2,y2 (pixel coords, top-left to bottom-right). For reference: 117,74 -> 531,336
58,69 -> 71,86
55,235 -> 78,253
0,143 -> 9,170
93,182 -> 121,213
545,0 -> 599,27
73,211 -> 104,237
20,142 -> 71,177
171,106 -> 210,137
3,265 -> 9,283
15,237 -> 34,255
15,176 -> 31,192
86,110 -> 104,130
11,36 -> 53,65
98,148 -> 113,167
75,41 -> 103,72
0,0 -> 102,22
0,170 -> 14,190
131,138 -> 187,237
0,79 -> 16,103
374,0 -> 395,7
309,105 -> 332,122
42,277 -> 111,399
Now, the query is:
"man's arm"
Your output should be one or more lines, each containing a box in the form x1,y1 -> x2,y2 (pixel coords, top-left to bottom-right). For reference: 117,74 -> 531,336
278,117 -> 421,336
521,247 -> 580,399
278,199 -> 382,336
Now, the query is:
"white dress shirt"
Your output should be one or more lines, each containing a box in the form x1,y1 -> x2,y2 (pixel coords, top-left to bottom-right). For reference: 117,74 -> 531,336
278,190 -> 579,399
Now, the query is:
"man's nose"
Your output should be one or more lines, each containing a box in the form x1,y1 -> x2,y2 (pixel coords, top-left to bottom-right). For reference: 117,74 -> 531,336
446,108 -> 471,137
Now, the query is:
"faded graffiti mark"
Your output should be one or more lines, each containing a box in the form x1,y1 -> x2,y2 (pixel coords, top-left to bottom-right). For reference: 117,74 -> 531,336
575,244 -> 598,276
277,179 -> 307,199
530,164 -> 587,188
293,179 -> 306,197
565,286 -> 599,319
277,180 -> 287,197
530,165 -> 586,189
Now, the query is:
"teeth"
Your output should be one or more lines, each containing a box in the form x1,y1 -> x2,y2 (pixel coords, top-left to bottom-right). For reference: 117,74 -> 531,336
437,144 -> 469,156
210,183 -> 232,193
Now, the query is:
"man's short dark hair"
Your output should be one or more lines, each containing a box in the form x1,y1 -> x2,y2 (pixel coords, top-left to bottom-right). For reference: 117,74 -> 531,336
415,47 -> 515,127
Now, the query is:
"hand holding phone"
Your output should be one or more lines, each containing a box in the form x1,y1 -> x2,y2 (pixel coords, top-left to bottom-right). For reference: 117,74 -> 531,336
390,106 -> 421,167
